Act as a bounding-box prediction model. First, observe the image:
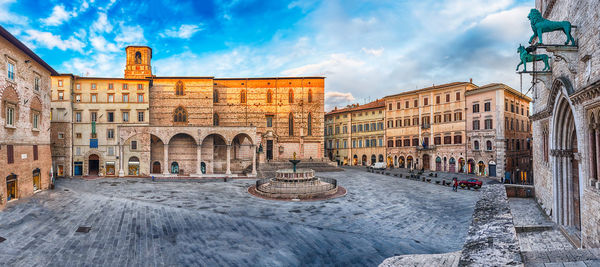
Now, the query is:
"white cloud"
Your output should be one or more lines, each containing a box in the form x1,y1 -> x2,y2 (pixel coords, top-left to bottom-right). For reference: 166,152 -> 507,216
91,12 -> 113,33
160,24 -> 203,39
0,0 -> 28,26
114,24 -> 146,45
324,91 -> 356,111
23,30 -> 85,52
40,5 -> 73,26
361,47 -> 384,56
90,35 -> 119,52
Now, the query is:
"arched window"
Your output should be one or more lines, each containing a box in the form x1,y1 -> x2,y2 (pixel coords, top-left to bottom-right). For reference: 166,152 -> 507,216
474,140 -> 480,150
307,112 -> 312,136
240,89 -> 247,103
308,89 -> 313,103
288,89 -> 294,103
213,113 -> 219,126
288,112 -> 294,136
173,106 -> 187,122
135,51 -> 142,64
175,81 -> 184,96
486,140 -> 492,150
266,89 -> 273,103
213,89 -> 219,103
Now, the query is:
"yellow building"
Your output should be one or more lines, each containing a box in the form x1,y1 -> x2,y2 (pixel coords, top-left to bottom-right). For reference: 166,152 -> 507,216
384,82 -> 476,171
325,99 -> 385,166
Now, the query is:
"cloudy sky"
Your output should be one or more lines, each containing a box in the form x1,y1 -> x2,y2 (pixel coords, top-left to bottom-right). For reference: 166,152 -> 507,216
1,0 -> 534,111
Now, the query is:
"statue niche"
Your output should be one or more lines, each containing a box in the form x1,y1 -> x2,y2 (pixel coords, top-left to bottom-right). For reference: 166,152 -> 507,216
135,51 -> 142,64
528,9 -> 575,46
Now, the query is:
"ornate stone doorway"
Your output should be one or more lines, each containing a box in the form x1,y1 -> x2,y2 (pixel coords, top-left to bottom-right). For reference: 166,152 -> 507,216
152,161 -> 161,174
88,154 -> 99,176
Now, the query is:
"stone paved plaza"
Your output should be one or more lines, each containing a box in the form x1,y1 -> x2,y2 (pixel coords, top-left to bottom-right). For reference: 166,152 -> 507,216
0,168 -> 479,266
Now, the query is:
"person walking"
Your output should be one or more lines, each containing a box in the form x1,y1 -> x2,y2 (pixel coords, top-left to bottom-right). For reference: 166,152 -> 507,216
452,178 -> 458,192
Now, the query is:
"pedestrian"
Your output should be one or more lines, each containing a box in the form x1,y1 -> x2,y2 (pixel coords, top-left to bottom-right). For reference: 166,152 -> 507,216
452,178 -> 458,192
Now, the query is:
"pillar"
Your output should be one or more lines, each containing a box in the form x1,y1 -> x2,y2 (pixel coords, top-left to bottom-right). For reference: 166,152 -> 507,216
226,144 -> 232,175
118,145 -> 125,177
252,145 -> 257,175
595,128 -> 600,181
196,144 -> 202,176
163,144 -> 170,175
590,128 -> 597,181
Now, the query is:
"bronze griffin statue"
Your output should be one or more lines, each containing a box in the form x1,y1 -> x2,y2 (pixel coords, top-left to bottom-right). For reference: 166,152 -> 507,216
516,45 -> 550,72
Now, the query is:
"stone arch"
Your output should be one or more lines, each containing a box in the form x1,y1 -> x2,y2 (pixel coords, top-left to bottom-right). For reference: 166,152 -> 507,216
546,77 -> 575,115
202,133 -> 228,174
231,133 -> 255,174
150,134 -> 165,173
168,133 -> 197,175
1,85 -> 20,124
83,150 -> 102,176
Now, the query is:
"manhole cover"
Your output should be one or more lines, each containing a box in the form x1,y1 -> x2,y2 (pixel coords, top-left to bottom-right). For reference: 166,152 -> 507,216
0,236 -> 5,243
76,226 -> 91,233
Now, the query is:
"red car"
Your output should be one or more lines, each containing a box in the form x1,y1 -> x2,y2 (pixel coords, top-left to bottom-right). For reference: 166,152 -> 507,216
459,179 -> 483,189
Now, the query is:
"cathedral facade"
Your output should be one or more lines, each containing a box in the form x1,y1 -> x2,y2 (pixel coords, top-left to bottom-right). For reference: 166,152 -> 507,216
50,46 -> 324,178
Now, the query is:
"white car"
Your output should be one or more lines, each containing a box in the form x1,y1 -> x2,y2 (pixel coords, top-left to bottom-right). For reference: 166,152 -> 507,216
369,162 -> 386,170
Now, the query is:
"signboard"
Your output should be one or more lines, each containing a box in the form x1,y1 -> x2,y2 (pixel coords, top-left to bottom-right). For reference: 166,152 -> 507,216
90,139 -> 98,148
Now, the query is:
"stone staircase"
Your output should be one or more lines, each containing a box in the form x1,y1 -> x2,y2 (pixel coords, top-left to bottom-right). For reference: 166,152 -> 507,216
256,160 -> 343,178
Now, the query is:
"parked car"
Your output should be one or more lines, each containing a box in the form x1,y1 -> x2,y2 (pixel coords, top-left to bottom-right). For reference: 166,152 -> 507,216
459,179 -> 483,189
368,162 -> 387,171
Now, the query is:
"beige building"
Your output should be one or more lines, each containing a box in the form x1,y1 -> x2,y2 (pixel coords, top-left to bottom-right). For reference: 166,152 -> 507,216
465,83 -> 532,179
325,100 -> 385,166
0,26 -> 57,210
51,46 -> 325,178
384,82 -> 475,172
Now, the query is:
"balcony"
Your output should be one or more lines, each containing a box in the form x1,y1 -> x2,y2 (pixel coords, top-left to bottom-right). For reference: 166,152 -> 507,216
417,145 -> 435,151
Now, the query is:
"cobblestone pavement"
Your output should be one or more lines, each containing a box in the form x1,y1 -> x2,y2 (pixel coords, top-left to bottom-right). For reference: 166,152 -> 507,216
379,251 -> 461,267
509,198 -> 600,267
0,169 -> 479,266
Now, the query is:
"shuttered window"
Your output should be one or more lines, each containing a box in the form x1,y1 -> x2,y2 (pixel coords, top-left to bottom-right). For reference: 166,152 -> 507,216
33,145 -> 38,160
7,145 -> 14,164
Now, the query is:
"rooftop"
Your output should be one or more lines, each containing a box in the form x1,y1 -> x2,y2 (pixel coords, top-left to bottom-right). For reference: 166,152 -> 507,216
0,25 -> 58,75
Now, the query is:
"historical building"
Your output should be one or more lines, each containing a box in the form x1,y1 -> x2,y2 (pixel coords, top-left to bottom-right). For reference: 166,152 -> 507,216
530,0 -> 600,248
0,26 -> 57,210
384,82 -> 474,172
324,99 -> 385,166
50,46 -> 324,178
465,83 -> 532,179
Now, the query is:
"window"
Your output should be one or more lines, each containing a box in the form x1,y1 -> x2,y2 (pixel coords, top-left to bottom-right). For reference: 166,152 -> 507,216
308,113 -> 312,136
32,145 -> 38,161
123,84 -> 128,90
7,145 -> 14,164
34,76 -> 40,91
266,115 -> 273,127
6,105 -> 15,126
75,112 -> 81,122
397,102 -> 401,109
414,99 -> 418,107
424,98 -> 428,106
484,119 -> 493,129
474,140 -> 480,150
213,113 -> 219,126
288,112 -> 294,136
473,120 -> 480,130
446,94 -> 450,102
288,89 -> 294,103
131,140 -> 137,150
444,114 -> 451,122
137,94 -> 144,102
76,84 -> 81,90
484,102 -> 491,112
91,83 -> 96,90
107,129 -> 114,139
267,90 -> 273,103
108,94 -> 114,103
138,111 -> 144,122
58,91 -> 64,100
108,83 -> 114,90
511,103 -> 514,112
240,89 -> 247,103
122,111 -> 129,122
505,101 -> 508,111
405,101 -> 409,108
213,89 -> 219,103
175,81 -> 184,95
486,140 -> 493,151
108,146 -> 114,156
174,107 -> 187,122
454,135 -> 462,144
122,94 -> 129,102
456,92 -> 460,100
388,140 -> 394,147
75,94 -> 81,102
413,117 -> 418,126
472,103 -> 479,113
76,147 -> 81,156
388,103 -> 392,110
32,113 -> 39,129
91,112 -> 97,122
58,132 -> 65,139
343,125 -> 348,133
396,119 -> 401,127
308,89 -> 313,103
454,112 -> 462,121
91,94 -> 97,102
436,96 -> 440,104
404,139 -> 410,146
412,138 -> 419,146
434,114 -> 441,123
396,139 -> 402,147
137,84 -> 143,90
444,136 -> 452,144
7,61 -> 15,80
434,136 -> 441,145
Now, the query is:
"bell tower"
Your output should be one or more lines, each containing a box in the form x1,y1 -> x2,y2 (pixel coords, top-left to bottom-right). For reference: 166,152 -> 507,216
124,46 -> 152,79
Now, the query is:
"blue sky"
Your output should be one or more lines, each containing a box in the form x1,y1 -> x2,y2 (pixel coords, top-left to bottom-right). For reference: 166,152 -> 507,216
1,0 -> 534,110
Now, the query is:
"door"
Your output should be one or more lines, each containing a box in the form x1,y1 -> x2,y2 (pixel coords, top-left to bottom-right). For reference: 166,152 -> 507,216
88,155 -> 99,175
6,175 -> 17,201
58,165 -> 64,176
266,140 -> 273,160
74,162 -> 83,176
152,162 -> 161,174
423,154 -> 430,170
33,170 -> 41,191
489,164 -> 496,177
